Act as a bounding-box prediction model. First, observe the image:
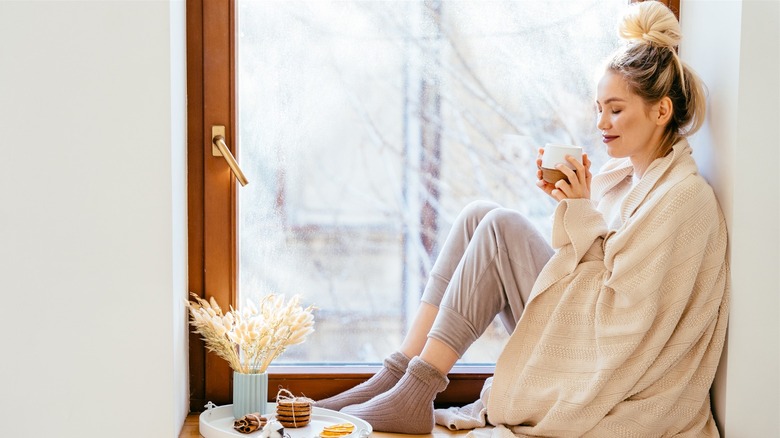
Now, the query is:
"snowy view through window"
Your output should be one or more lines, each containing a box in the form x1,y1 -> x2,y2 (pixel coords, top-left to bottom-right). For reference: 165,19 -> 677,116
237,0 -> 623,365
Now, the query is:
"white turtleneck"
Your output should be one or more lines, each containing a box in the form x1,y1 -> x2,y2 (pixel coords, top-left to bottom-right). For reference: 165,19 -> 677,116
602,172 -> 639,230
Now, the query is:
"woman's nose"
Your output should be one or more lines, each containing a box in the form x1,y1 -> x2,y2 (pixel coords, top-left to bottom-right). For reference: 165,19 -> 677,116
596,112 -> 609,131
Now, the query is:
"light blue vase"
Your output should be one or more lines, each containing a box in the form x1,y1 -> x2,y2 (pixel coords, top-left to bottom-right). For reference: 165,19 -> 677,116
232,371 -> 268,419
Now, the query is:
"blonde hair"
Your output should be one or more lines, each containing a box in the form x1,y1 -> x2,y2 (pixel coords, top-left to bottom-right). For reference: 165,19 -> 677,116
607,1 -> 707,156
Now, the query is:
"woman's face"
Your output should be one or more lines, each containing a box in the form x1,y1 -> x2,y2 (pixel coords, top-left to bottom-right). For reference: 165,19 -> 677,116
596,70 -> 666,174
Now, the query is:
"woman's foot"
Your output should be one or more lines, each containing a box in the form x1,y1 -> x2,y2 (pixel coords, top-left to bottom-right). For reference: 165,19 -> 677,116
341,357 -> 449,434
314,351 -> 409,411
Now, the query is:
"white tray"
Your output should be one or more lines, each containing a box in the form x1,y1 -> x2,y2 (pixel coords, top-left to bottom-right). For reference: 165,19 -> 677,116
199,403 -> 372,438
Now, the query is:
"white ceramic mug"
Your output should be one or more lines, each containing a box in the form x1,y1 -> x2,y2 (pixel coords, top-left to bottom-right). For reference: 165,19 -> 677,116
541,143 -> 582,183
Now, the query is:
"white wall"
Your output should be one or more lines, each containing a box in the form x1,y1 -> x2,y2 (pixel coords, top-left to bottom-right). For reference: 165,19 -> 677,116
681,0 -> 780,436
0,1 -> 189,437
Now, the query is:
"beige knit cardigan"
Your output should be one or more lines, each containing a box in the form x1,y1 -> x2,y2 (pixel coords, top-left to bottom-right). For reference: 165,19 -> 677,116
439,140 -> 730,437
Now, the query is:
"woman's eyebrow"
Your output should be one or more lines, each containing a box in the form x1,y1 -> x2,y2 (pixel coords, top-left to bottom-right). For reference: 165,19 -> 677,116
598,97 -> 626,105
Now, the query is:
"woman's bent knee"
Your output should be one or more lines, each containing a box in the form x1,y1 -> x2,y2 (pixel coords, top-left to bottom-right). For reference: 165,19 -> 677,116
480,208 -> 534,235
459,200 -> 502,223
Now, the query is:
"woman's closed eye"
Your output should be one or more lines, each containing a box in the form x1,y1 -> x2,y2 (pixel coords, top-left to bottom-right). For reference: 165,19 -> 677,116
596,105 -> 622,115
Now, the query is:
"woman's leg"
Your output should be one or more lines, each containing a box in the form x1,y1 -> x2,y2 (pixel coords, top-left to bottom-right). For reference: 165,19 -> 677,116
316,201 -> 501,411
342,208 -> 553,433
402,200 -> 505,356
427,208 -> 554,360
398,302 -> 439,359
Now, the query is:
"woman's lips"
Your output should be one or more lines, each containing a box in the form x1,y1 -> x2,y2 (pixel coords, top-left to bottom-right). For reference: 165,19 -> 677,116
602,135 -> 618,143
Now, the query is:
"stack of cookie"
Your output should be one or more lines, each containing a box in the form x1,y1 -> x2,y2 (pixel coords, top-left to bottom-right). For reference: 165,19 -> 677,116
275,398 -> 312,428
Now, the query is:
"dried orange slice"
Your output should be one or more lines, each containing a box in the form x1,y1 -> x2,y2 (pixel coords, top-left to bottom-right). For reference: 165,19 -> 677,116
319,422 -> 355,437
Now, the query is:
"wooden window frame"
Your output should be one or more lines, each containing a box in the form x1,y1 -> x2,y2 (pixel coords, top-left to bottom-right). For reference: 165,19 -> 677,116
186,0 -> 679,412
186,0 -> 489,410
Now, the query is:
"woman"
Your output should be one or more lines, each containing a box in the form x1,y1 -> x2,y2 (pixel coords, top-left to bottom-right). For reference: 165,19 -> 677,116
317,2 -> 729,436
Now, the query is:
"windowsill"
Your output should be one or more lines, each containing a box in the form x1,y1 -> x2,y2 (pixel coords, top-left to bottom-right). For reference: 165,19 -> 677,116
268,365 -> 495,374
372,428 -> 473,438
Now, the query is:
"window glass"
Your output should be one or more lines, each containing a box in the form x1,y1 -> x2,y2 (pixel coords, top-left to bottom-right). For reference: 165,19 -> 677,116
237,0 -> 622,365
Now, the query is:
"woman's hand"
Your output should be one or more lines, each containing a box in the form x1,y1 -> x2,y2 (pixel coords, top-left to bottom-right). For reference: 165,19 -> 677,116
536,148 -> 592,202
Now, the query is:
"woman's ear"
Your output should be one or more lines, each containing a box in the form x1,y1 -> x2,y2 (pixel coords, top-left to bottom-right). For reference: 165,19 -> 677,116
655,96 -> 673,126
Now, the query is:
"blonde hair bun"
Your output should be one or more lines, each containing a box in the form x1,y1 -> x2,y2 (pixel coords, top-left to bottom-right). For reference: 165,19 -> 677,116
619,1 -> 681,49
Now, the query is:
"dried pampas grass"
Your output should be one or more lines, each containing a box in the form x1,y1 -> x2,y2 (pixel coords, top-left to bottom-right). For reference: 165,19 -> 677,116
186,293 -> 315,373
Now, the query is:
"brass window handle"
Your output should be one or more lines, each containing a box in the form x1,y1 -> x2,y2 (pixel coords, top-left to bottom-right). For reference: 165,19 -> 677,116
211,125 -> 249,187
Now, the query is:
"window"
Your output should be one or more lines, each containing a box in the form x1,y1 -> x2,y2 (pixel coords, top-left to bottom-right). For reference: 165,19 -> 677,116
187,0 -> 680,410
237,0 -> 622,364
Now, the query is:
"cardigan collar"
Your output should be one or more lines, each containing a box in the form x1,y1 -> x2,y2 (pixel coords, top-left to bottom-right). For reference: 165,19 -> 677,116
592,139 -> 696,222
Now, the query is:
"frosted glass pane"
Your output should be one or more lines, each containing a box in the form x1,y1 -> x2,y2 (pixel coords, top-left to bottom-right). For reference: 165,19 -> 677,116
237,0 -> 622,364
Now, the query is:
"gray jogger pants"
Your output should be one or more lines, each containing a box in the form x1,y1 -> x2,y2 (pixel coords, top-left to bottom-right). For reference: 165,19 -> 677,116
421,200 -> 554,357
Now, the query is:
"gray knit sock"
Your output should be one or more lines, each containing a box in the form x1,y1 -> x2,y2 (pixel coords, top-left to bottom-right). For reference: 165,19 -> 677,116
315,351 -> 410,412
341,357 -> 449,434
